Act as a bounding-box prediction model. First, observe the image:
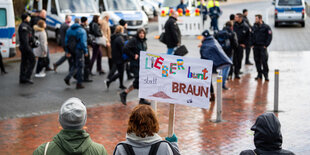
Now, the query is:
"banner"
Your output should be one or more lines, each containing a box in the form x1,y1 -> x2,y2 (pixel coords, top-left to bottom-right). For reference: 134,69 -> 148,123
139,52 -> 213,109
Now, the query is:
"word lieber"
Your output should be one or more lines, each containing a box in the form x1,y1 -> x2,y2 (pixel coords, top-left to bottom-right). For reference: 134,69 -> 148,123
172,82 -> 209,98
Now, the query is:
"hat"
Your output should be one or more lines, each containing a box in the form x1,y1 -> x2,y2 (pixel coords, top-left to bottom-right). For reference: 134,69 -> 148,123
202,30 -> 210,38
59,97 -> 87,130
119,19 -> 127,26
81,17 -> 88,23
21,13 -> 30,21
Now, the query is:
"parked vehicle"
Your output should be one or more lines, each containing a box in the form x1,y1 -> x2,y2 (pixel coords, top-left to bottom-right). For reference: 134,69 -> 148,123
0,0 -> 16,58
96,0 -> 148,36
26,0 -> 100,45
273,0 -> 306,27
140,0 -> 156,19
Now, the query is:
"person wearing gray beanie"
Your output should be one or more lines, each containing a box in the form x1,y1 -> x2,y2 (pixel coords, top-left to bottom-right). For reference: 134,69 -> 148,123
33,97 -> 108,155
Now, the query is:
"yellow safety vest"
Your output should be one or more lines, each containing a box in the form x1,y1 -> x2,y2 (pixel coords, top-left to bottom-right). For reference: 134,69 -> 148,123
197,1 -> 207,6
207,0 -> 220,8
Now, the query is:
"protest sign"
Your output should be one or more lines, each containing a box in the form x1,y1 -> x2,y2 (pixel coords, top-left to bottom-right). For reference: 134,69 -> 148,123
139,51 -> 213,109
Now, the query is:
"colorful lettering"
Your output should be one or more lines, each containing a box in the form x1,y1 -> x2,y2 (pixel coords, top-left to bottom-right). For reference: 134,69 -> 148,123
145,57 -> 151,69
162,66 -> 169,77
177,59 -> 185,70
170,63 -> 177,74
154,57 -> 164,69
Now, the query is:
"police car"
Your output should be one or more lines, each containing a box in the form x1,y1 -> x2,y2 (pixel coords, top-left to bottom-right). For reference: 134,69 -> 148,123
273,0 -> 306,27
0,0 -> 16,58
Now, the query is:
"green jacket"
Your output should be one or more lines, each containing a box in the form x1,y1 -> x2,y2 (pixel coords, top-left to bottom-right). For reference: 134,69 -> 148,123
33,129 -> 108,155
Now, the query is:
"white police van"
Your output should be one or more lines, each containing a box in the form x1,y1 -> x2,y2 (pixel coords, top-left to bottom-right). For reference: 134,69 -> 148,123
274,0 -> 306,27
26,0 -> 100,44
96,0 -> 148,35
0,0 -> 16,58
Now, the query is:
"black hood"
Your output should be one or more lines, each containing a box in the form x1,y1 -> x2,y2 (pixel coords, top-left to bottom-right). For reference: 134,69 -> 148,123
251,113 -> 283,151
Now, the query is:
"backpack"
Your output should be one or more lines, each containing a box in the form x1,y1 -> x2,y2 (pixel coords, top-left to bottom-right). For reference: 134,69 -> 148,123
215,30 -> 231,51
66,35 -> 79,55
114,140 -> 180,155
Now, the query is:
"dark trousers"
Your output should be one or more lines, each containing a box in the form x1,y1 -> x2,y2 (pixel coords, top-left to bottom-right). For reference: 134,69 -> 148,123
0,52 -> 5,72
55,55 -> 67,66
20,51 -> 36,81
108,58 -> 113,71
125,62 -> 133,78
65,52 -> 84,84
233,46 -> 244,76
211,17 -> 219,32
108,63 -> 124,86
245,45 -> 251,63
36,57 -> 47,73
84,55 -> 91,80
253,46 -> 269,77
90,44 -> 102,72
131,66 -> 139,89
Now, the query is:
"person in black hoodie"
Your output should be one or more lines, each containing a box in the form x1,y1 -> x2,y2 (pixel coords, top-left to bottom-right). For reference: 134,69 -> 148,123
240,113 -> 295,155
105,25 -> 126,89
119,28 -> 150,105
233,13 -> 250,79
164,11 -> 181,55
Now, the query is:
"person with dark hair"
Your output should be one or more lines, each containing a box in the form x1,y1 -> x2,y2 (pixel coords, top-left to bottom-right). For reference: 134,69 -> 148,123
119,28 -> 151,105
164,11 -> 181,55
105,25 -> 126,89
252,14 -> 272,81
89,15 -> 105,75
33,97 -> 108,155
113,105 -> 180,155
80,16 -> 93,83
177,0 -> 187,15
19,13 -> 35,84
53,15 -> 72,72
230,14 -> 235,22
239,113 -> 295,155
33,20 -> 48,78
243,9 -> 253,65
233,13 -> 250,79
197,0 -> 208,26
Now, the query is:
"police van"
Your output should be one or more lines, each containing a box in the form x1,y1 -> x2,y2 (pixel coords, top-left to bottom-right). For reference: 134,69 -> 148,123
96,0 -> 148,35
26,0 -> 100,44
0,0 -> 16,58
274,0 -> 306,27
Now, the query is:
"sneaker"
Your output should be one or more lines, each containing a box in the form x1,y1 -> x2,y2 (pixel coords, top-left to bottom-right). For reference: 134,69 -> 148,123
35,72 -> 46,78
64,78 -> 70,86
119,85 -> 127,90
76,83 -> 85,89
255,75 -> 262,80
222,86 -> 230,90
245,61 -> 253,65
53,63 -> 58,72
139,98 -> 151,105
120,92 -> 127,105
105,80 -> 111,89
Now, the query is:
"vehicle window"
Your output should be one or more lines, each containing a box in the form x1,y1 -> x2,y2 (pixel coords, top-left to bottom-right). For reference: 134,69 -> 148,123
43,0 -> 48,10
58,0 -> 97,13
51,0 -> 57,14
278,0 -> 302,6
163,0 -> 188,7
106,0 -> 140,11
0,9 -> 7,27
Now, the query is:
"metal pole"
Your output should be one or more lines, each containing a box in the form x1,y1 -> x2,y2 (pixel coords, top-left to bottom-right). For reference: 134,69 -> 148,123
216,76 -> 223,122
274,69 -> 279,112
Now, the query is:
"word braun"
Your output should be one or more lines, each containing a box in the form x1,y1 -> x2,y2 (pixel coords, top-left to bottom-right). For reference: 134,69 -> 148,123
172,82 -> 209,98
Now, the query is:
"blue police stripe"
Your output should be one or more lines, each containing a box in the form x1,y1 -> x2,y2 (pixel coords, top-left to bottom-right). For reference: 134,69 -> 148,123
276,7 -> 304,13
46,16 -> 62,27
0,27 -> 15,39
114,12 -> 143,21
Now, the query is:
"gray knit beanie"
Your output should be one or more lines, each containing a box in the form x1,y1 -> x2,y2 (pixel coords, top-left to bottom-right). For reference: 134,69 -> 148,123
59,97 -> 87,129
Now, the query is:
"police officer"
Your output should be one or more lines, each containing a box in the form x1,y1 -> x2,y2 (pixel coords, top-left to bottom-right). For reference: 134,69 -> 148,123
19,13 -> 36,84
243,9 -> 253,65
252,14 -> 272,81
233,13 -> 250,79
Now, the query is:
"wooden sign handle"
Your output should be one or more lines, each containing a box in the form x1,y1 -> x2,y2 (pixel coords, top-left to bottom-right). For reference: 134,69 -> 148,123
168,103 -> 176,137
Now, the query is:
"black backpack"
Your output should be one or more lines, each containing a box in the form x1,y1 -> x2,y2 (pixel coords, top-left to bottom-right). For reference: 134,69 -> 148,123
215,30 -> 231,51
114,140 -> 180,155
66,35 -> 79,55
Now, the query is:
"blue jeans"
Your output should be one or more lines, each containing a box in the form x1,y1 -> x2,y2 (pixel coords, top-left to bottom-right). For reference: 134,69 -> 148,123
222,56 -> 233,87
65,51 -> 84,84
167,47 -> 176,55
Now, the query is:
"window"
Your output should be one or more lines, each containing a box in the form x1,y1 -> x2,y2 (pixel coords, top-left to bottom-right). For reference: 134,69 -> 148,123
106,0 -> 140,11
278,0 -> 302,6
0,9 -> 7,26
58,0 -> 96,13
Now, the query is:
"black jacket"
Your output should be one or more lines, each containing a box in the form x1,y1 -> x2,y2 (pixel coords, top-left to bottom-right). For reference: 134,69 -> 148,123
234,21 -> 250,45
251,22 -> 272,47
111,33 -> 125,64
18,21 -> 33,53
215,27 -> 238,57
60,23 -> 70,48
164,16 -> 181,48
30,15 -> 46,28
243,16 -> 252,28
240,113 -> 295,155
89,22 -> 102,37
123,35 -> 147,67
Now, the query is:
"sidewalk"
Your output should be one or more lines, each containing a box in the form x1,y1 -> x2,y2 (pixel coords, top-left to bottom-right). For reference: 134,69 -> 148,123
1,51 -> 310,154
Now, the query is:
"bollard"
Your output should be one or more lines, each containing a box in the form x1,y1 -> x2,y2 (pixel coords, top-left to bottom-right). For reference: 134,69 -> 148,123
216,76 -> 223,122
274,69 -> 279,112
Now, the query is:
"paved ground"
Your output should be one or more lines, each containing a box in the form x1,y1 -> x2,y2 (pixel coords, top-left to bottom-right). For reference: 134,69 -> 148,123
1,0 -> 310,154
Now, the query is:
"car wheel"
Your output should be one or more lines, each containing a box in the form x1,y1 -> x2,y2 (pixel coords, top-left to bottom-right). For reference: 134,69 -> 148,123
301,21 -> 305,27
275,21 -> 279,27
56,30 -> 61,46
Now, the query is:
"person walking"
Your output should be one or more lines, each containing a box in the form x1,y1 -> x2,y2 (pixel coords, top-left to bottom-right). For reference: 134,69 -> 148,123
208,0 -> 221,32
233,13 -> 250,79
113,105 -> 180,155
164,11 -> 181,55
197,0 -> 208,26
89,15 -> 105,75
33,20 -> 48,78
252,14 -> 272,81
64,18 -> 89,89
100,12 -> 112,71
243,9 -> 253,65
239,113 -> 295,155
19,13 -> 36,84
33,97 -> 108,155
119,28 -> 150,105
53,15 -> 72,72
80,17 -> 93,83
105,26 -> 126,89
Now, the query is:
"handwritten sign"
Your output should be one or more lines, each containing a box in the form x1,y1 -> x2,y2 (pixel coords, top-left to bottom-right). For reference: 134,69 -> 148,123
139,52 -> 213,109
